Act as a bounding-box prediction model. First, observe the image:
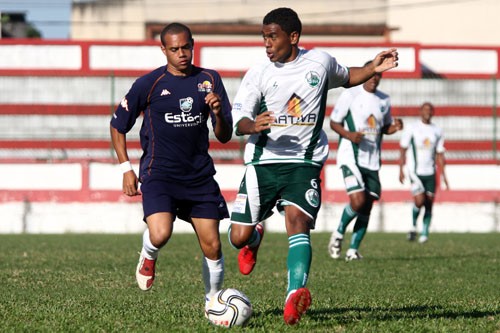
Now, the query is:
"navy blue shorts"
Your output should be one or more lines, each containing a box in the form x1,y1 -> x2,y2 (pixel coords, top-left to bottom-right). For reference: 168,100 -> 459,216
140,177 -> 229,222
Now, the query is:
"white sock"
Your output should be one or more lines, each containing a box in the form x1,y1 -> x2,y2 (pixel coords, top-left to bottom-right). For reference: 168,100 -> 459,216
141,228 -> 159,260
202,255 -> 224,304
332,230 -> 344,240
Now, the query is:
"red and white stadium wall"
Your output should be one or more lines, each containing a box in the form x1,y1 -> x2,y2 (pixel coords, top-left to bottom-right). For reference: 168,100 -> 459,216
0,161 -> 498,234
0,39 -> 499,78
0,161 -> 497,204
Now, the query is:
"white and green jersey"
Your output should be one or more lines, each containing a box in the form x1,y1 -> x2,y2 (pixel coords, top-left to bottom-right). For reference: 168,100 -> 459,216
400,121 -> 445,176
330,85 -> 392,171
232,48 -> 349,166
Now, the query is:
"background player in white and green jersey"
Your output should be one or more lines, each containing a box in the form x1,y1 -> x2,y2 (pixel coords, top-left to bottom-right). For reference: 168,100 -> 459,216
328,67 -> 403,261
399,102 -> 449,243
227,7 -> 399,325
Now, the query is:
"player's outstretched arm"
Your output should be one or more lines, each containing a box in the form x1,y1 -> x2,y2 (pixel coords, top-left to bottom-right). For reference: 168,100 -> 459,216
345,48 -> 399,88
372,48 -> 399,73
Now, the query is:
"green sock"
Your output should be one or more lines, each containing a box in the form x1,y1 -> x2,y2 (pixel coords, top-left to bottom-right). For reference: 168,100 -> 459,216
422,210 -> 432,237
227,225 -> 260,249
412,205 -> 420,228
350,214 -> 369,250
337,204 -> 358,234
286,234 -> 311,294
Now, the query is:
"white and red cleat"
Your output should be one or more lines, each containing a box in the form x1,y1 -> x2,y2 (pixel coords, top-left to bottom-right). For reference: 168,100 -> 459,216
136,253 -> 156,291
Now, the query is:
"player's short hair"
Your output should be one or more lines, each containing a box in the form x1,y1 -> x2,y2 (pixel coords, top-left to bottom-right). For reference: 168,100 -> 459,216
421,102 -> 434,110
263,7 -> 302,36
160,23 -> 193,46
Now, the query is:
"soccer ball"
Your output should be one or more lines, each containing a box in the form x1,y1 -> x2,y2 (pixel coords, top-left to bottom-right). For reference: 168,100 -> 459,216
205,288 -> 253,327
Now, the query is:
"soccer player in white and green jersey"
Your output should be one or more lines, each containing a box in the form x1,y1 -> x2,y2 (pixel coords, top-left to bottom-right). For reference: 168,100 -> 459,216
328,67 -> 403,261
399,102 -> 449,243
227,7 -> 399,325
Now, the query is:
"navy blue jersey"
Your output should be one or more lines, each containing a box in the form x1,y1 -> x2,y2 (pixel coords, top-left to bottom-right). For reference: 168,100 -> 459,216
110,65 -> 232,184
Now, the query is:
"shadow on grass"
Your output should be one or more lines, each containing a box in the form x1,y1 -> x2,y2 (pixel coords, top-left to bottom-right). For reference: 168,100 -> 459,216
259,305 -> 498,324
308,304 -> 499,323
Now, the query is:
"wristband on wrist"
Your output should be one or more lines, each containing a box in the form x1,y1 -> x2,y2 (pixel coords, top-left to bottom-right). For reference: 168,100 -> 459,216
120,161 -> 133,173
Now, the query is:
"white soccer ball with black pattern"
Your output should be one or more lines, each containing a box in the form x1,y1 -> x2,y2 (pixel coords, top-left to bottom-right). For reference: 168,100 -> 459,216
205,288 -> 253,327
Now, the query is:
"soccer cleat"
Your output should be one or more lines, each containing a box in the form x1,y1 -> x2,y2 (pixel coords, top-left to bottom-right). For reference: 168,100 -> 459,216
283,288 -> 312,325
418,235 -> 428,244
238,223 -> 264,275
407,231 -> 417,241
136,253 -> 156,291
345,248 -> 363,262
328,237 -> 343,259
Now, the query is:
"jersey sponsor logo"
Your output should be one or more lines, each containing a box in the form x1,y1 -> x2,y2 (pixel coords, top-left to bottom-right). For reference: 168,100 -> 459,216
164,112 -> 202,125
361,114 -> 379,141
233,103 -> 242,111
423,138 -> 431,148
271,93 -> 316,126
120,97 -> 129,112
160,89 -> 171,96
179,97 -> 194,112
367,114 -> 376,128
287,93 -> 302,117
305,71 -> 320,87
344,175 -> 358,190
305,189 -> 320,208
164,97 -> 203,126
197,80 -> 213,93
232,193 -> 247,214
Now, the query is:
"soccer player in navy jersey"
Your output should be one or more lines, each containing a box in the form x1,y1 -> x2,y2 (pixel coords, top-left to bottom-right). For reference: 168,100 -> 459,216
109,23 -> 232,313
228,7 -> 398,325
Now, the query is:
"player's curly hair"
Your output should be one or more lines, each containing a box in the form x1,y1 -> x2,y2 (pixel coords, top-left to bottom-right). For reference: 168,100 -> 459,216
263,7 -> 302,36
160,23 -> 193,46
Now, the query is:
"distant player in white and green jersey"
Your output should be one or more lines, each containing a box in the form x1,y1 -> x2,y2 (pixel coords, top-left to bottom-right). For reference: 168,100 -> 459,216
399,102 -> 449,243
328,66 -> 403,261
227,7 -> 399,325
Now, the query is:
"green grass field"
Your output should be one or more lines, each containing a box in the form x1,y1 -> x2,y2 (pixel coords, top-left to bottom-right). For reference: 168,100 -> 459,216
0,232 -> 498,332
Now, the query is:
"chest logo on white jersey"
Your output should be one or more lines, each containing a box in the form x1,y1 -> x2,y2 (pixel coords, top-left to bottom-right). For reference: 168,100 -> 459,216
179,97 -> 194,112
272,93 -> 317,126
305,71 -> 320,87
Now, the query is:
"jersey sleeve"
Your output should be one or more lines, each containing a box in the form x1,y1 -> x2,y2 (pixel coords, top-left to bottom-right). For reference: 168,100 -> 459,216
110,77 -> 150,134
231,66 -> 262,136
327,55 -> 350,89
330,89 -> 351,123
399,123 -> 412,149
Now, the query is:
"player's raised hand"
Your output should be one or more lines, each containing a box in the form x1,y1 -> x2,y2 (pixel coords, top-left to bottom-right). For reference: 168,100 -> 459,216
205,92 -> 222,114
373,48 -> 398,73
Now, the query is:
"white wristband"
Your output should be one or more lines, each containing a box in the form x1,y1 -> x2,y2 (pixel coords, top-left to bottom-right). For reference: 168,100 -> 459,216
120,161 -> 133,173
